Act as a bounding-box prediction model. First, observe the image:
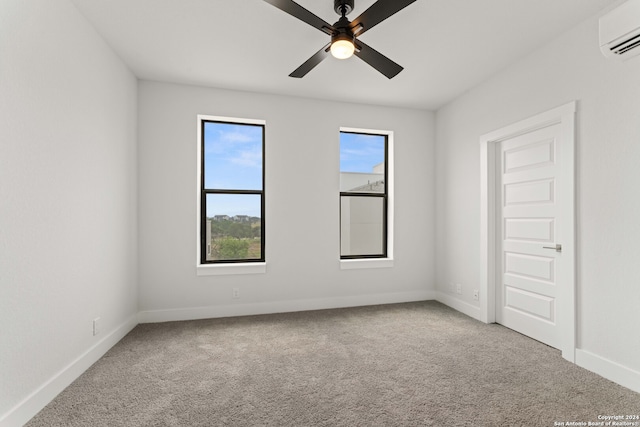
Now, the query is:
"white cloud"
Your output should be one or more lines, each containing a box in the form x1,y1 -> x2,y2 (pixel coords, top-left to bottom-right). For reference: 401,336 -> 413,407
220,130 -> 255,144
230,147 -> 262,168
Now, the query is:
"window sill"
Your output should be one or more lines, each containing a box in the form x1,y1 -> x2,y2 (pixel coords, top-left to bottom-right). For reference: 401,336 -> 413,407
340,258 -> 394,270
197,262 -> 266,276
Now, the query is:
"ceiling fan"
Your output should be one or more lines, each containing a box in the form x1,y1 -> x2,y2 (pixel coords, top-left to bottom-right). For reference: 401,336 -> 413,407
263,0 -> 417,79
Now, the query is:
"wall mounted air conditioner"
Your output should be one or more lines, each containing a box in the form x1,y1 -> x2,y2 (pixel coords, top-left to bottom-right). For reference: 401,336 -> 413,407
599,0 -> 640,60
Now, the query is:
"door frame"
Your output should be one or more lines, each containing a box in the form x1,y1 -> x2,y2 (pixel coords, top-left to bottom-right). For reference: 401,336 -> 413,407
479,101 -> 576,362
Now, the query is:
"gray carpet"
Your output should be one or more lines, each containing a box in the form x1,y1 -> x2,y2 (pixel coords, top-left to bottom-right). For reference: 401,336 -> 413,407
27,301 -> 640,426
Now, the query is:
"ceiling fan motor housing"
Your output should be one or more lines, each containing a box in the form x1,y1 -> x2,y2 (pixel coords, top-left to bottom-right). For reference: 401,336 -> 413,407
332,30 -> 354,45
334,0 -> 355,16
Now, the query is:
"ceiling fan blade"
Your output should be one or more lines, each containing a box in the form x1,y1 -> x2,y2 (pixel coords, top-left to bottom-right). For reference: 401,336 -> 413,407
354,40 -> 403,79
349,0 -> 417,36
289,43 -> 332,78
263,0 -> 335,35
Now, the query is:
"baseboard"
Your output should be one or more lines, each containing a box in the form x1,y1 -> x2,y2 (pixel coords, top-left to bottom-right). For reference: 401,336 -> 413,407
434,291 -> 483,322
575,349 -> 640,394
0,315 -> 138,427
138,290 -> 438,323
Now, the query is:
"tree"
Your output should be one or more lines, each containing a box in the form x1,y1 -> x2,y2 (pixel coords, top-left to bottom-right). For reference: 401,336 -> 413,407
217,237 -> 249,259
229,222 -> 251,239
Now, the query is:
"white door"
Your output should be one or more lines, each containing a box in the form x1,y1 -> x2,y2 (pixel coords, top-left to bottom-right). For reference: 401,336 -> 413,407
496,121 -> 568,349
481,102 -> 576,360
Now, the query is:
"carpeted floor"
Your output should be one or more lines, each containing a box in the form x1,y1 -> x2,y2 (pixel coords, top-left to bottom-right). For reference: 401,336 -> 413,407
27,301 -> 640,426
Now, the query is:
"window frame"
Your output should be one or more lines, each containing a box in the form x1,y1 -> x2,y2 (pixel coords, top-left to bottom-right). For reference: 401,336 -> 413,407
339,127 -> 394,267
196,115 -> 266,274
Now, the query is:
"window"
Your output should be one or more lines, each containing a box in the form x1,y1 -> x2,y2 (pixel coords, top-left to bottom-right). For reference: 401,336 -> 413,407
199,116 -> 265,265
340,129 -> 390,260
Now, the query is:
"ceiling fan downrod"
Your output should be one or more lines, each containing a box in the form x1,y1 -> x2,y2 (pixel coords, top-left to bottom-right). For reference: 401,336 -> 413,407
334,0 -> 355,16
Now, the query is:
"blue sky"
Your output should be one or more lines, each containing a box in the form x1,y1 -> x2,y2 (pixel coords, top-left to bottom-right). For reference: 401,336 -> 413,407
204,122 -> 263,217
340,132 -> 385,173
204,122 -> 263,190
203,124 -> 385,217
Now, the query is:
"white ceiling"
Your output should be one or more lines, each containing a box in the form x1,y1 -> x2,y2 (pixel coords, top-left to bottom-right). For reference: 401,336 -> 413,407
70,0 -> 616,110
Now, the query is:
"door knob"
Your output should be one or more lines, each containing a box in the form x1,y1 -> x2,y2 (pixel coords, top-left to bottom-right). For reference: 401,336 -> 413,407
543,244 -> 562,252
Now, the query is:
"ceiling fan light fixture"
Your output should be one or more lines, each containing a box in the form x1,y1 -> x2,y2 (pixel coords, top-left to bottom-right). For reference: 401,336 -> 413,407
330,37 -> 355,59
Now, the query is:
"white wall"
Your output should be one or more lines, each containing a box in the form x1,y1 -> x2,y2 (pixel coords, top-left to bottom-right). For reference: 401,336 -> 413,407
138,81 -> 435,320
0,0 -> 138,424
340,196 -> 384,256
435,13 -> 640,385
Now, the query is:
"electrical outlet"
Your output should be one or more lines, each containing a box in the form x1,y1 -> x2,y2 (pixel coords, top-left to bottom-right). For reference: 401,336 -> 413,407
473,290 -> 479,301
93,317 -> 100,336
232,287 -> 240,299
456,284 -> 462,295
